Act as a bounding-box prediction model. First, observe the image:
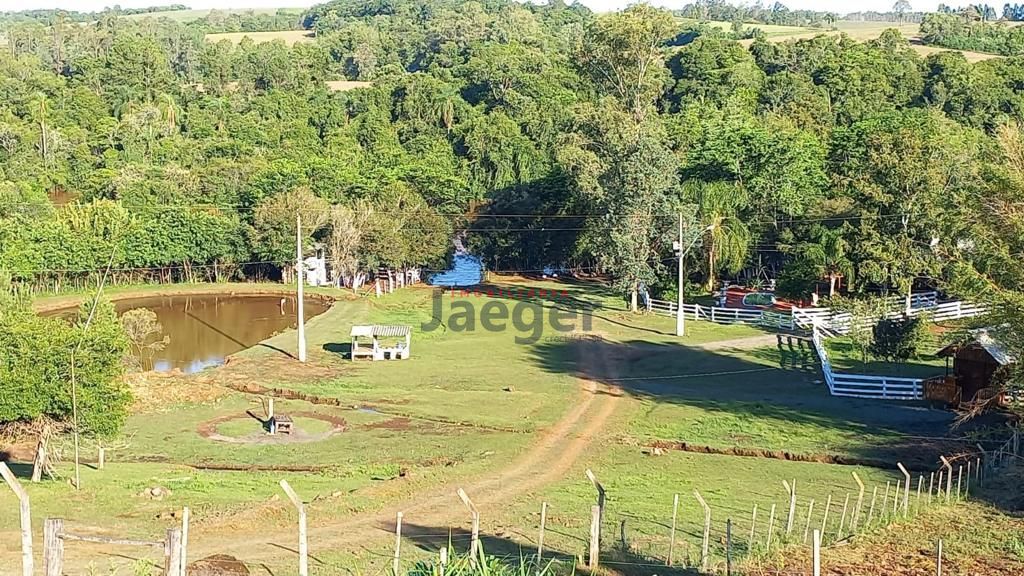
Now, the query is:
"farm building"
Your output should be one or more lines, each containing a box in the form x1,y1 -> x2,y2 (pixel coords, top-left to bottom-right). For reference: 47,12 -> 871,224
929,329 -> 1016,405
350,325 -> 412,361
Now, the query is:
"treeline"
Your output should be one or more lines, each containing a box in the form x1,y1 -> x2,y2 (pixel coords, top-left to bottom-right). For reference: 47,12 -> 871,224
0,6 -> 304,34
2,0 -> 1024,312
674,1 -> 836,28
920,12 -> 1024,55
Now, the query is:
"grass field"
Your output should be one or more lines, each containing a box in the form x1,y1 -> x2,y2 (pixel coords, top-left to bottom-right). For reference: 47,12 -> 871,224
205,29 -> 315,45
722,19 -> 1004,62
0,279 -> 1011,573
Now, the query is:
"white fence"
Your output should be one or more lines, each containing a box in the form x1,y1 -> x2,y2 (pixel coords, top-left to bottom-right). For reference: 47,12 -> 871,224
646,290 -> 985,334
811,324 -> 927,400
647,299 -> 794,329
647,291 -> 985,401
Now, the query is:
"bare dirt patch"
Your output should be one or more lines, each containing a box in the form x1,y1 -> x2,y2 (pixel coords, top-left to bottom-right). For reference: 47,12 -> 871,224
362,417 -> 414,431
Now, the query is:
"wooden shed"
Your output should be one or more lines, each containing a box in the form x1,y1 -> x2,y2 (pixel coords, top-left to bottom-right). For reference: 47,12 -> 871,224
350,325 -> 412,361
933,329 -> 1015,405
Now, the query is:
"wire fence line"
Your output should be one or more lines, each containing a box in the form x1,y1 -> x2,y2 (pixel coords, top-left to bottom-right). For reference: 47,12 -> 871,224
9,429 -> 1018,576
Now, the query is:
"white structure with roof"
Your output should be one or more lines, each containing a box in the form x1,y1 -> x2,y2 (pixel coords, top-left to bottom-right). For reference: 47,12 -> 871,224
350,325 -> 412,361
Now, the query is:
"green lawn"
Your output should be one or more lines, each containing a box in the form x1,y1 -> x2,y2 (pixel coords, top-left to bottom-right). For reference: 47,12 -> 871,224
0,280 -> 980,572
825,337 -> 946,379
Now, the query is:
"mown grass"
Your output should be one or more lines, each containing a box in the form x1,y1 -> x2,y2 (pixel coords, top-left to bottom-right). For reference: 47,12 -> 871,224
0,280 -> 984,572
824,336 -> 946,379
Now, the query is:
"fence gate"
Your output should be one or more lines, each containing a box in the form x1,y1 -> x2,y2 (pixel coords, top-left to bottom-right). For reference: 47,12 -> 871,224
43,518 -> 182,576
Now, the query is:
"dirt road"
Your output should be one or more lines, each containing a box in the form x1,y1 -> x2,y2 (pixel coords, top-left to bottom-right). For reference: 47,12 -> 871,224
184,336 -> 626,567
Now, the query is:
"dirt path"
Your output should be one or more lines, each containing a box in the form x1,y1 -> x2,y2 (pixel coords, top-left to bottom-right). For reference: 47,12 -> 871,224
185,337 -> 626,565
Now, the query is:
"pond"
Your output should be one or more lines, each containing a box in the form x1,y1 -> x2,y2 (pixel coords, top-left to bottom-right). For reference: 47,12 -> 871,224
428,253 -> 483,286
48,294 -> 330,374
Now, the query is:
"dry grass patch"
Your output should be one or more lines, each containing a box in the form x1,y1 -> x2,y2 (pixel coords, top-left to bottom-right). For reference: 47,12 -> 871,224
205,30 -> 315,46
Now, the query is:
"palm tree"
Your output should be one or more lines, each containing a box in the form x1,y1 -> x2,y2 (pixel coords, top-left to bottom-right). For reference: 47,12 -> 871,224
801,226 -> 854,297
684,181 -> 751,292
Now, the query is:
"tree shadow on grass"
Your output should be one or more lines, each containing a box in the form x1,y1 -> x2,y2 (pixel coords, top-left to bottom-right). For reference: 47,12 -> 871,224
531,336 -> 966,471
322,342 -> 352,359
435,281 -> 781,339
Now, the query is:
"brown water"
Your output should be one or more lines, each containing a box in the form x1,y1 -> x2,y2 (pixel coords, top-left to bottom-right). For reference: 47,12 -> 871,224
49,294 -> 330,374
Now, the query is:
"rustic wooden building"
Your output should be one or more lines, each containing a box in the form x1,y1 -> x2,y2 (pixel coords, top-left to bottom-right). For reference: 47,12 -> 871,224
932,329 -> 1015,405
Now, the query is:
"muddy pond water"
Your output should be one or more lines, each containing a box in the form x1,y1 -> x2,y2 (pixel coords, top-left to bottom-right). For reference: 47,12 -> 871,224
48,294 -> 330,374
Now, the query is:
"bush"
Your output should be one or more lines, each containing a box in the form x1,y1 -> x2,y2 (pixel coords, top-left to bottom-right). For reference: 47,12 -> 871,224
869,315 -> 930,363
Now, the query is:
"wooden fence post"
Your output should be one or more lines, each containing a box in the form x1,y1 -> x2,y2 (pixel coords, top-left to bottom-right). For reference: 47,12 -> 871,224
956,466 -> 963,501
916,476 -> 923,513
936,471 -> 943,500
881,482 -> 890,519
693,490 -> 711,571
43,518 -> 64,576
588,505 -> 600,569
585,469 -> 605,544
393,511 -> 403,576
98,447 -> 105,470
897,463 -> 911,517
866,487 -> 877,526
936,539 -> 943,576
812,529 -> 821,576
749,503 -> 757,550
279,480 -> 308,576
668,494 -> 678,566
164,528 -> 182,576
457,488 -> 481,562
538,501 -> 547,563
783,479 -> 797,535
820,495 -> 831,538
180,507 -> 190,576
726,518 -> 732,576
940,456 -> 953,503
966,461 -> 971,496
837,494 -> 849,539
851,472 -> 865,532
803,500 -> 815,544
766,503 -> 776,550
0,463 -> 33,576
928,472 -> 935,504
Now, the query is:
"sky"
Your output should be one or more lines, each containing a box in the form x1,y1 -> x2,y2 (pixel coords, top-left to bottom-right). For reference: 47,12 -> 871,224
0,1 -> 938,16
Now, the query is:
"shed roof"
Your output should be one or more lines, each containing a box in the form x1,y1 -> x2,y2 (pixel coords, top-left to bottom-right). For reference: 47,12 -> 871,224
350,325 -> 412,338
936,328 -> 1015,365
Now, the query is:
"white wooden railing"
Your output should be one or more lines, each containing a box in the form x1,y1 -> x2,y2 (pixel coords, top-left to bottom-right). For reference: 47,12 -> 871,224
811,323 -> 928,400
647,299 -> 794,329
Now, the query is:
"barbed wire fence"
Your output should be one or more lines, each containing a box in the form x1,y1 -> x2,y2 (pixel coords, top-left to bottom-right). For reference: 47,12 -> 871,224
2,427 -> 1019,576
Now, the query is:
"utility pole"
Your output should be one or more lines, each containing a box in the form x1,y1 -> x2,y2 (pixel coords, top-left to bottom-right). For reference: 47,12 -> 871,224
675,213 -> 685,337
296,214 -> 306,363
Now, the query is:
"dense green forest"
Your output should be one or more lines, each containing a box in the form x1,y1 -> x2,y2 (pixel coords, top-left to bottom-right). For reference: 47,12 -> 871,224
0,0 -> 1022,316
921,12 -> 1024,54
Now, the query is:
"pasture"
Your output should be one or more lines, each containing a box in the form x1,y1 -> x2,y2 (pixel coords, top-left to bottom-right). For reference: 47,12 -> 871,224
123,8 -> 303,23
0,280 -> 998,572
204,29 -> 316,45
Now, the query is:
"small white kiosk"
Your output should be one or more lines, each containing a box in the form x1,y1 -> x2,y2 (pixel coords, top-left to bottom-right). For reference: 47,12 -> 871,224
350,325 -> 412,361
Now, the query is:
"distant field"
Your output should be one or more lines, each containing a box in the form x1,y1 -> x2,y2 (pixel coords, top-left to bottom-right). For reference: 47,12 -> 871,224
678,17 -> 815,38
205,29 -> 315,45
326,80 -> 373,92
124,7 -> 304,22
727,19 -> 1003,62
